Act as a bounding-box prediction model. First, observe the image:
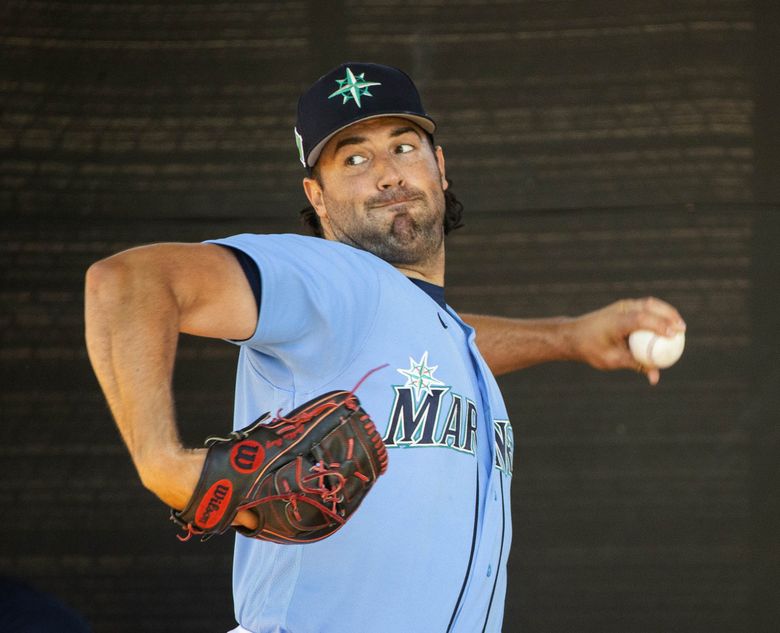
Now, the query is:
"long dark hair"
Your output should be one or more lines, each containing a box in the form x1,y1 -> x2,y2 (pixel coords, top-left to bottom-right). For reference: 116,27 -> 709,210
299,177 -> 464,238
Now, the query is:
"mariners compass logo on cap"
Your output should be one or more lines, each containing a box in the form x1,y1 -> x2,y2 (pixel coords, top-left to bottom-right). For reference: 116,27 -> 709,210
294,62 -> 436,169
328,67 -> 381,108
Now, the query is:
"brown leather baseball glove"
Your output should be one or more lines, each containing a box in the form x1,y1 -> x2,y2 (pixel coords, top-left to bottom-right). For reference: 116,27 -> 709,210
171,390 -> 388,544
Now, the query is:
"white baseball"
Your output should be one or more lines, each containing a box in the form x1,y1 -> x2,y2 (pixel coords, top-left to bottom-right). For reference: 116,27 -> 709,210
628,330 -> 685,369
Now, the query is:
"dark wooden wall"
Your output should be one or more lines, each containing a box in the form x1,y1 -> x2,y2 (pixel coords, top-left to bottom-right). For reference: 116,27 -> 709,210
2,1 -> 777,632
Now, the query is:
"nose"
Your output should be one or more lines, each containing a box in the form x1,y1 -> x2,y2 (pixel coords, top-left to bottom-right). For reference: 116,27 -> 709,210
375,154 -> 404,190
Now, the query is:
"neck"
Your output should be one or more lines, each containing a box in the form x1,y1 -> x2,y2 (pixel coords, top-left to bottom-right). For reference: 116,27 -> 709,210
393,246 -> 445,286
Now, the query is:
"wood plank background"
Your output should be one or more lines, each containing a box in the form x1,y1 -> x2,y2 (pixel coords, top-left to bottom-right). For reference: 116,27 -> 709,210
2,1 -> 777,632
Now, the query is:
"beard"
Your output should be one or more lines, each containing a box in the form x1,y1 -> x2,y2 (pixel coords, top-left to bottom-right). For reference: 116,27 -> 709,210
324,184 -> 445,266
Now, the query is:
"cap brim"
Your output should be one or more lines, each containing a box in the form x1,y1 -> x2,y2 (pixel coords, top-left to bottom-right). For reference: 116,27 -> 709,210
306,113 -> 436,168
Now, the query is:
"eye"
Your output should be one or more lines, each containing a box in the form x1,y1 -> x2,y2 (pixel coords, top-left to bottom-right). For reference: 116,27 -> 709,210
396,143 -> 414,154
345,154 -> 368,166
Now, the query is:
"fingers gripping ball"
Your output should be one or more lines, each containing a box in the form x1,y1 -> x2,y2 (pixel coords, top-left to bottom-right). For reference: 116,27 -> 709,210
628,330 -> 686,369
171,391 -> 388,544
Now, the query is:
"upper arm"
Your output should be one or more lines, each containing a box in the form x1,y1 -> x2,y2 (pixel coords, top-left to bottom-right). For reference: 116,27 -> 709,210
91,242 -> 257,341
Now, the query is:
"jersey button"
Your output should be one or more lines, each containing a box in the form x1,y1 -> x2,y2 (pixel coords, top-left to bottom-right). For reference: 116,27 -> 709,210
487,564 -> 492,577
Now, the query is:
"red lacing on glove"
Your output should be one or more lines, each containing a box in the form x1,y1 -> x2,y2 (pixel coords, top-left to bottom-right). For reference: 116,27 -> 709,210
348,363 -> 389,396
302,460 -> 347,512
271,363 -> 390,434
176,524 -> 199,542
243,459 -> 348,528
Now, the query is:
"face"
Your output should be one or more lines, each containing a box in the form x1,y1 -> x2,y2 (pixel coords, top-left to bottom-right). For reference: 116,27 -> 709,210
303,117 -> 448,267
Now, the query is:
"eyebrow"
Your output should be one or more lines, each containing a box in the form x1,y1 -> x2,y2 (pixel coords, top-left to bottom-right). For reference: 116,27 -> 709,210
334,135 -> 366,153
390,125 -> 422,139
333,125 -> 422,153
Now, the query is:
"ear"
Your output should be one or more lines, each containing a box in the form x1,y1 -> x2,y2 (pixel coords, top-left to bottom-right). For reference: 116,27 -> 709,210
435,146 -> 448,190
303,177 -> 328,221
303,177 -> 336,238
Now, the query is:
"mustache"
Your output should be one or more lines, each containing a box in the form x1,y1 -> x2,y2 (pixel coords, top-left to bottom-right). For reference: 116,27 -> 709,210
366,187 -> 426,209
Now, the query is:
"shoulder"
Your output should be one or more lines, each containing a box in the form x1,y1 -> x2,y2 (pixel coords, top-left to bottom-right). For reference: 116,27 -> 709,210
208,233 -> 397,281
211,233 -> 378,261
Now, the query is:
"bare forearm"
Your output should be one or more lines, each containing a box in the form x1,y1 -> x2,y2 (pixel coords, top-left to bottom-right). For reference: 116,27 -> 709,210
84,254 -> 201,507
462,313 -> 578,376
463,298 -> 686,383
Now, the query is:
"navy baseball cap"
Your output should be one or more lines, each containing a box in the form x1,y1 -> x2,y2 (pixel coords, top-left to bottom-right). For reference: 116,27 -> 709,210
294,62 -> 436,169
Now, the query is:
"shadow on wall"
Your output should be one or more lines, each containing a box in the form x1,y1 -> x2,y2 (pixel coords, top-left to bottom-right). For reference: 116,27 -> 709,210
0,577 -> 92,632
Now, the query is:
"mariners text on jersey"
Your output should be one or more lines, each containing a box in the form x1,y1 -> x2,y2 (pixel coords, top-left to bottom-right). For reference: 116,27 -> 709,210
383,354 -> 514,476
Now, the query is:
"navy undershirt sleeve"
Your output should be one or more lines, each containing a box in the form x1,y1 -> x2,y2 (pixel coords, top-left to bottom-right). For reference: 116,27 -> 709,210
223,245 -> 262,314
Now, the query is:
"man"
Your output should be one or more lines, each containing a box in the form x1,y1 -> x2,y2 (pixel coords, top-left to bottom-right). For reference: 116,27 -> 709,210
84,62 -> 685,633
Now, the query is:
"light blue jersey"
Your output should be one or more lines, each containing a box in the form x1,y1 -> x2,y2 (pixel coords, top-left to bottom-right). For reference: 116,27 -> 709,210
207,234 -> 514,633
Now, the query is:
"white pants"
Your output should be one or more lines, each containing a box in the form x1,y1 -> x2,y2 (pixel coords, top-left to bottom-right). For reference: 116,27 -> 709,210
228,626 -> 254,633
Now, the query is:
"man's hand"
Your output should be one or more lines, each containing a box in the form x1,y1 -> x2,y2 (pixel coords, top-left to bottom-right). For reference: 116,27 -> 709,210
138,447 -> 206,510
568,297 -> 686,385
142,445 -> 260,531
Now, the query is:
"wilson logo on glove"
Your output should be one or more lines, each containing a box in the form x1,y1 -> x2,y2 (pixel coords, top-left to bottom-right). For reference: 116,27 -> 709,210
170,366 -> 389,544
231,441 -> 265,473
196,479 -> 233,529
